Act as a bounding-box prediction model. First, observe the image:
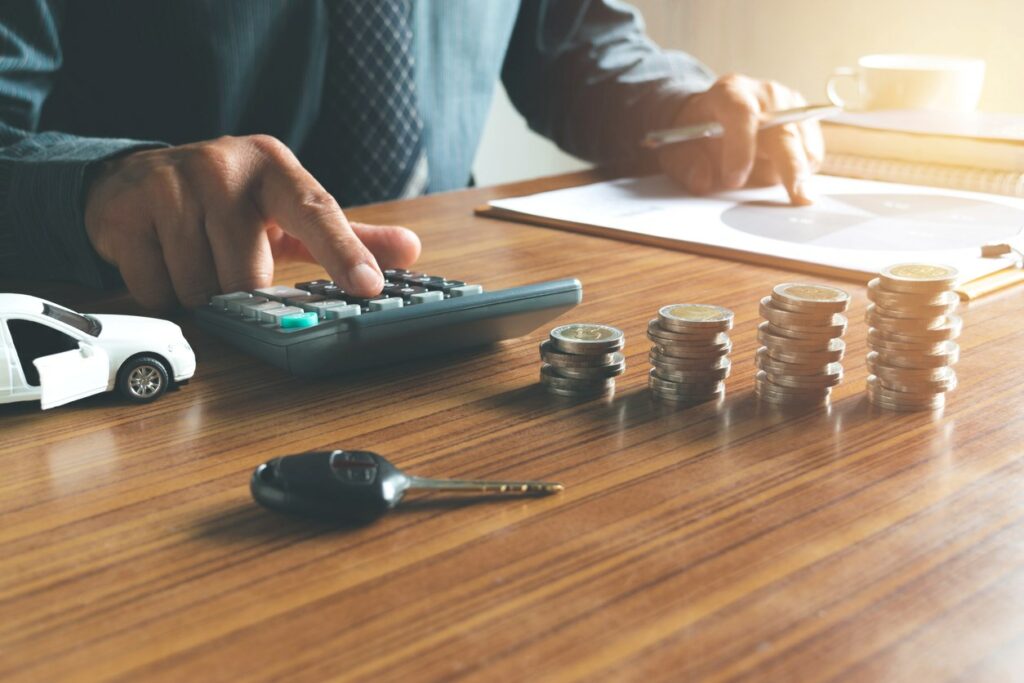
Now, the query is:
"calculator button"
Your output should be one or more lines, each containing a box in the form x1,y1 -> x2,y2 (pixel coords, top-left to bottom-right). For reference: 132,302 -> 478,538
280,312 -> 319,329
384,269 -> 413,280
324,304 -> 362,320
242,301 -> 285,319
260,305 -> 304,324
422,279 -> 465,293
410,291 -> 445,305
321,285 -> 347,300
449,284 -> 484,297
295,280 -> 332,294
254,286 -> 309,302
227,295 -> 266,314
368,297 -> 403,312
210,291 -> 252,309
285,293 -> 325,307
302,300 -> 345,317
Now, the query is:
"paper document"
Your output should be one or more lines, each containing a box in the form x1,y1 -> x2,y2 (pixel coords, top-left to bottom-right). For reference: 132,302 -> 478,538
486,175 -> 1023,286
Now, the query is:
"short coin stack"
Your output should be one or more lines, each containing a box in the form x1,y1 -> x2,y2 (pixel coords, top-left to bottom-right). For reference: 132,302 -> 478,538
865,263 -> 961,411
647,304 -> 733,403
540,324 -> 626,398
755,283 -> 850,407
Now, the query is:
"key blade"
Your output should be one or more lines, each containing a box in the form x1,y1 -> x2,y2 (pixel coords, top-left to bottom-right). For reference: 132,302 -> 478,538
406,476 -> 564,496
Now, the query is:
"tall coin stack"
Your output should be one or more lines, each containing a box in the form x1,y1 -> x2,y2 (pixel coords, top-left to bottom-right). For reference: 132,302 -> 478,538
540,323 -> 626,398
865,263 -> 961,411
755,283 -> 850,407
647,304 -> 733,403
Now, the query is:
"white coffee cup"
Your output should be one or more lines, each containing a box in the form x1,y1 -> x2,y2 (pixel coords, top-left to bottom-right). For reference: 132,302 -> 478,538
826,54 -> 985,112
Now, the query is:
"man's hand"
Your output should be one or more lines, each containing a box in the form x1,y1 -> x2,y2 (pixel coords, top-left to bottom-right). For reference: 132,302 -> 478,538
659,74 -> 825,205
84,135 -> 421,310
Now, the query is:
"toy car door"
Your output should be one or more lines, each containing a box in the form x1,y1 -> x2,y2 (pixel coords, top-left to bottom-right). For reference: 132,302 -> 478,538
0,324 -> 10,400
34,343 -> 110,409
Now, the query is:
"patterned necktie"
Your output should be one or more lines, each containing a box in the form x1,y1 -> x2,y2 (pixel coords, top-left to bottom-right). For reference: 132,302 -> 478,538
315,0 -> 428,206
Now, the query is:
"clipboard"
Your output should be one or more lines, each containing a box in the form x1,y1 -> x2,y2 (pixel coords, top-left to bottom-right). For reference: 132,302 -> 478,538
476,175 -> 1024,301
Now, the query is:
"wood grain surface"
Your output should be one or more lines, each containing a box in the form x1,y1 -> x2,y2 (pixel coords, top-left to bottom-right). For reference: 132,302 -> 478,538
1,170 -> 1023,682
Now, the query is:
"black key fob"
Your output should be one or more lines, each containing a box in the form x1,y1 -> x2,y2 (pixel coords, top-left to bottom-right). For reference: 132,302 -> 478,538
251,450 -> 408,522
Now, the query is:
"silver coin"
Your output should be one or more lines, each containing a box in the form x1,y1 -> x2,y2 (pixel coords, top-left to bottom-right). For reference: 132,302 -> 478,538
540,340 -> 620,368
540,364 -> 616,394
649,349 -> 730,371
759,297 -> 844,328
646,319 -> 726,342
549,323 -> 625,355
867,278 -> 959,309
764,343 -> 845,366
868,342 -> 959,369
552,354 -> 627,380
651,363 -> 731,383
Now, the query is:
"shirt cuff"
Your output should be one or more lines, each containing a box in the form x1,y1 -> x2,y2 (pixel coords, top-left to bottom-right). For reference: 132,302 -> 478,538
1,135 -> 168,288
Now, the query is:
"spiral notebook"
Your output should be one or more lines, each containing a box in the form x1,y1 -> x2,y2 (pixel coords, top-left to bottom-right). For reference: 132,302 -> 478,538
479,174 -> 1024,299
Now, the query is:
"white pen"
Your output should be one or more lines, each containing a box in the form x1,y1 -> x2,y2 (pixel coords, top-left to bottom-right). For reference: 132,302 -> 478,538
641,104 -> 840,149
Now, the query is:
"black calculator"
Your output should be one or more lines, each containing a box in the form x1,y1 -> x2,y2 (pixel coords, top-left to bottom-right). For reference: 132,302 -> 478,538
194,269 -> 582,376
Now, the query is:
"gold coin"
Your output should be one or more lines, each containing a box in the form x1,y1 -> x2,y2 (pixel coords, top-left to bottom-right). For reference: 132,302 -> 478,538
764,342 -> 845,365
884,263 -> 958,281
755,347 -> 840,376
646,319 -> 725,342
658,303 -> 734,331
868,342 -> 959,369
867,278 -> 959,309
771,283 -> 850,312
879,263 -> 958,294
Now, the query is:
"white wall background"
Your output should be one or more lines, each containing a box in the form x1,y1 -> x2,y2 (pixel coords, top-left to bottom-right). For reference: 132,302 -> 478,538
473,0 -> 1024,187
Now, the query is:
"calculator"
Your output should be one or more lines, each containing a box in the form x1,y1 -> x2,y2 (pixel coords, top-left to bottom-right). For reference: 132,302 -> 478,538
194,269 -> 582,376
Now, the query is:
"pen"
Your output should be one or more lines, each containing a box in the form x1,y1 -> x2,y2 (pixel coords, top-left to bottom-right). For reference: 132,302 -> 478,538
641,104 -> 840,149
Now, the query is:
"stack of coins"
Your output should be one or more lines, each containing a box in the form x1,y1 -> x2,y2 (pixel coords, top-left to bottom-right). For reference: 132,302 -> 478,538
755,283 -> 850,407
865,263 -> 961,411
647,304 -> 733,403
540,324 -> 626,398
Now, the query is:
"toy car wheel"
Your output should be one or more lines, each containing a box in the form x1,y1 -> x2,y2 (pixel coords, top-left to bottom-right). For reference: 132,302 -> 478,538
117,356 -> 169,403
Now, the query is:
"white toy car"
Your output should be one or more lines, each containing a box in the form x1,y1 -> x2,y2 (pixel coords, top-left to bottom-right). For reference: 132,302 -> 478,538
1,293 -> 196,409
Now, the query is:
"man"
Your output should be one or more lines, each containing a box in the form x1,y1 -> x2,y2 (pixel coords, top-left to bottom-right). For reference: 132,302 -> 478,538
0,1 -> 822,310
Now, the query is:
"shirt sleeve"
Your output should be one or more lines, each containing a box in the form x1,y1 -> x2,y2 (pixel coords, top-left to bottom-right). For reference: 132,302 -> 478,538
501,0 -> 715,165
0,0 -> 166,288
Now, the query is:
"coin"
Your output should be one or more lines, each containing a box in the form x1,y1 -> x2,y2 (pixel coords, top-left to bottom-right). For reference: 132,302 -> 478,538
652,363 -> 731,383
872,316 -> 963,344
648,370 -> 725,396
868,342 -> 959,369
540,364 -> 615,395
867,390 -> 946,412
549,323 -> 624,354
758,323 -> 843,351
540,340 -> 620,369
867,278 -> 959,309
758,297 -> 843,327
771,283 -> 850,313
766,342 -> 846,366
879,263 -> 958,293
654,339 -> 732,359
647,320 -> 729,344
761,320 -> 847,341
866,328 -> 948,355
649,349 -> 730,371
867,375 -> 947,409
875,370 -> 957,394
755,347 -> 838,376
657,304 -> 734,332
866,355 -> 954,383
551,354 -> 626,380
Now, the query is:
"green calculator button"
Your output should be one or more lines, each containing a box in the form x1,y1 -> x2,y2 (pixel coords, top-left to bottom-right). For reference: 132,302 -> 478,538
280,312 -> 319,329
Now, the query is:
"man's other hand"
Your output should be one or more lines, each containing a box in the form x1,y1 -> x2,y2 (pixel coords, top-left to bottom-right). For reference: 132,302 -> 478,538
84,135 -> 421,310
658,74 -> 825,205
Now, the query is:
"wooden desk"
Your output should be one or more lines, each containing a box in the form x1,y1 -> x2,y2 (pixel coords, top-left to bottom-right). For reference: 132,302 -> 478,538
2,171 -> 1023,682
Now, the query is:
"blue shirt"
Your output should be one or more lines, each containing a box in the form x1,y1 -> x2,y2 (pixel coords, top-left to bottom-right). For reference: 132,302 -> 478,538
0,0 -> 713,287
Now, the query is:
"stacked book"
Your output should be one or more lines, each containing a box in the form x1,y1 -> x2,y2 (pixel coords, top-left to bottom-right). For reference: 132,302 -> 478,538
821,110 -> 1024,198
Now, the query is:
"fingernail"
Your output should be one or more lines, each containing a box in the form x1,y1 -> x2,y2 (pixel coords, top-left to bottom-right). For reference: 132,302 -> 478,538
791,179 -> 812,206
348,263 -> 383,295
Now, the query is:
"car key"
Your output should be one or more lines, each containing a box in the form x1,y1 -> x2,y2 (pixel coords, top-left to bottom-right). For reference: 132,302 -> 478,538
251,449 -> 563,522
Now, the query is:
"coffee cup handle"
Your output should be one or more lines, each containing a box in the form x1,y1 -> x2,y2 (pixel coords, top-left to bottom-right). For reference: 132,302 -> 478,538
826,67 -> 858,109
